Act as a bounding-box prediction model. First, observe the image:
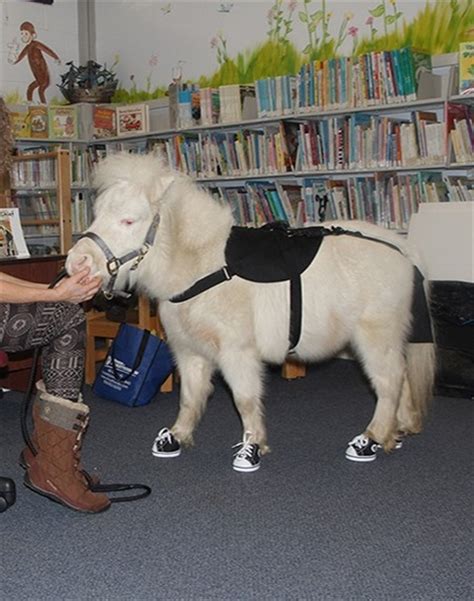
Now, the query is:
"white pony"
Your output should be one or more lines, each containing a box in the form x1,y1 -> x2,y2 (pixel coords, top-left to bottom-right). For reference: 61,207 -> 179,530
66,153 -> 435,471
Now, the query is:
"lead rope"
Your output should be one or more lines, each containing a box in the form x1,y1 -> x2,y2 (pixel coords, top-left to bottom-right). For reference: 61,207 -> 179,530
21,268 -> 151,504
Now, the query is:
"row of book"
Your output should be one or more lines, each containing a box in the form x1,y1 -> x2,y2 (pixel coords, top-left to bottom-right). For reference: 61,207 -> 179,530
169,82 -> 256,130
10,158 -> 57,188
11,145 -> 93,187
9,102 -> 151,141
11,190 -> 92,235
10,105 -> 79,140
71,192 -> 92,234
12,192 -> 59,235
15,101 -> 473,189
210,173 -> 473,231
144,108 -> 473,179
256,47 -> 432,117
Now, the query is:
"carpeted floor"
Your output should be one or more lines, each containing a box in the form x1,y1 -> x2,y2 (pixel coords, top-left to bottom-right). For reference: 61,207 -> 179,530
0,359 -> 472,600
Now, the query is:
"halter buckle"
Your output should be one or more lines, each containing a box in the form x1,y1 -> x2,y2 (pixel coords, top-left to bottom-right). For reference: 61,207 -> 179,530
107,258 -> 120,276
130,244 -> 150,271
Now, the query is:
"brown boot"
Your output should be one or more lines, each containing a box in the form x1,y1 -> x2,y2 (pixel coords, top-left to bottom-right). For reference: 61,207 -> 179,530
19,396 -> 101,486
24,382 -> 111,513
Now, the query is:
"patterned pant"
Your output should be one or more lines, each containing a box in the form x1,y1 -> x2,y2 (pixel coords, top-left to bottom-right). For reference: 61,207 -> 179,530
0,302 -> 86,401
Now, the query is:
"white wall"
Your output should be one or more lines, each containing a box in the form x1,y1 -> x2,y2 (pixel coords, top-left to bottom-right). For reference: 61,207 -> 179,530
0,0 -> 79,102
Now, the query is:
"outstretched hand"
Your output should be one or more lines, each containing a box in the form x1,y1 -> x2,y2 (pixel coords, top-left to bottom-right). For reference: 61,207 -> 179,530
53,267 -> 102,304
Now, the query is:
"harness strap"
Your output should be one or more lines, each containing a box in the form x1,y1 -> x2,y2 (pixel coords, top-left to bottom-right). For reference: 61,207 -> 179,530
323,226 -> 405,255
170,266 -> 233,303
289,277 -> 302,352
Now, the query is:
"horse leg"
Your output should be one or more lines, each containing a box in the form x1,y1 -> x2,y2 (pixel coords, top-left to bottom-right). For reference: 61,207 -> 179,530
352,322 -> 406,452
219,349 -> 268,454
171,352 -> 214,447
396,373 -> 423,436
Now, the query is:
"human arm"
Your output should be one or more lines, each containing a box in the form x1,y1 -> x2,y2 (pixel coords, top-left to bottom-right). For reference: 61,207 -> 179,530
0,272 -> 49,290
0,268 -> 102,304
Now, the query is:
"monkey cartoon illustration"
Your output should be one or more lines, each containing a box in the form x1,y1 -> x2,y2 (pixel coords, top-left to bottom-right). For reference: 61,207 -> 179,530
11,21 -> 60,103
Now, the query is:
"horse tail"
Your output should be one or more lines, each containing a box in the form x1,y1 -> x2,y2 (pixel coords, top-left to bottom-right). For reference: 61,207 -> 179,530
406,342 -> 436,428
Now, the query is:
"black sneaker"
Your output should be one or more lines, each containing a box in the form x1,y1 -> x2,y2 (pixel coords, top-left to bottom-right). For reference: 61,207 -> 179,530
232,432 -> 261,472
345,434 -> 379,462
152,428 -> 181,458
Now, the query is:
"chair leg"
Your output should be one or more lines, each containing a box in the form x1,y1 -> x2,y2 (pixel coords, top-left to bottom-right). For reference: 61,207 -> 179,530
160,373 -> 173,393
281,358 -> 306,380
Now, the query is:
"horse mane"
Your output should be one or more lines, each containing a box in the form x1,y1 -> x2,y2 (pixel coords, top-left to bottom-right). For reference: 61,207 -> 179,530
93,152 -> 174,206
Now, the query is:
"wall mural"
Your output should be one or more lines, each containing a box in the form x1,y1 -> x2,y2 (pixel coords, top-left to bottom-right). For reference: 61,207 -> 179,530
109,0 -> 474,104
2,0 -> 473,105
8,20 -> 61,103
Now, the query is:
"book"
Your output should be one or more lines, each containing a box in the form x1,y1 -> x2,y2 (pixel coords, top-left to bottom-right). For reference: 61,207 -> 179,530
116,103 -> 149,136
29,106 -> 49,139
0,207 -> 30,259
9,107 -> 31,138
93,105 -> 117,138
219,84 -> 256,123
459,41 -> 474,95
48,106 -> 78,139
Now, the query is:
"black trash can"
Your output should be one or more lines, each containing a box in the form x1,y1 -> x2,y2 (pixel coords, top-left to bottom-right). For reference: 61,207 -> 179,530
430,281 -> 474,398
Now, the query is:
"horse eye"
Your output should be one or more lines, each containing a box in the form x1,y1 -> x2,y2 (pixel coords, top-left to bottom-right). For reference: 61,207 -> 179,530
121,219 -> 135,226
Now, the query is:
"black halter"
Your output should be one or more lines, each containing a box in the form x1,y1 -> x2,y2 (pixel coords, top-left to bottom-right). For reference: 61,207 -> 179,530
79,216 -> 160,299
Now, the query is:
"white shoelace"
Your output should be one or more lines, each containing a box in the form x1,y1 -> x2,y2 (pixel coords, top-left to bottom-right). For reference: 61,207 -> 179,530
232,431 -> 255,459
155,427 -> 174,444
348,434 -> 369,449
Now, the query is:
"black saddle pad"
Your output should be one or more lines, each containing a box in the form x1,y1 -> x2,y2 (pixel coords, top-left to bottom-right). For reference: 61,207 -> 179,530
225,222 -> 325,283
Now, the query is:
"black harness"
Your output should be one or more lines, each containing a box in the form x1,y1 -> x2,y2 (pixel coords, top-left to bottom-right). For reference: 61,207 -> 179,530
170,222 -> 433,350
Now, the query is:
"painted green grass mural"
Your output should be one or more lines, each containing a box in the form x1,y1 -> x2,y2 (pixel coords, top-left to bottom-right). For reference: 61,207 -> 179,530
114,0 -> 473,98
356,0 -> 474,55
203,0 -> 474,85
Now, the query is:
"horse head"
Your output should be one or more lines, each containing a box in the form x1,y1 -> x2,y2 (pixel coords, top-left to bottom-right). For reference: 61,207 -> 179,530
66,152 -> 174,297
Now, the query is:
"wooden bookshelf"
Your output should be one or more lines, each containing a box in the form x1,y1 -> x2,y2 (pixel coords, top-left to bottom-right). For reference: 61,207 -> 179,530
1,148 -> 73,255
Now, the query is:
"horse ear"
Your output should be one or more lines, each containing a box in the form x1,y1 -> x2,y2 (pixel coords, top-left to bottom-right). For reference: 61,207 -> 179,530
148,175 -> 175,205
160,176 -> 174,195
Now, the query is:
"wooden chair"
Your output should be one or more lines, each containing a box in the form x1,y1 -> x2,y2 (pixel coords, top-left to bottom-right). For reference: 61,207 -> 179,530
85,295 -> 173,393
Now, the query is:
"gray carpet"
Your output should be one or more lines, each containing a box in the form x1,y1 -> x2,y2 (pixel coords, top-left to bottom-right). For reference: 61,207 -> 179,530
0,359 -> 472,601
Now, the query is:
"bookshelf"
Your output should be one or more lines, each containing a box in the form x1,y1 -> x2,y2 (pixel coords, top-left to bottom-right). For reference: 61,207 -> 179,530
0,148 -> 73,256
6,55 -> 474,236
85,93 -> 473,232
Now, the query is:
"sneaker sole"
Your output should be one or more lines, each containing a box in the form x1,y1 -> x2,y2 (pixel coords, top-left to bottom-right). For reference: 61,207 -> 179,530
233,463 -> 261,472
345,452 -> 377,462
152,449 -> 181,458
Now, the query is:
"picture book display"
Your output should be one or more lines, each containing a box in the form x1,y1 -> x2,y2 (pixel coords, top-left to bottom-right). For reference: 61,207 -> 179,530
0,207 -> 30,259
93,105 -> 117,138
9,107 -> 31,138
29,106 -> 49,139
48,106 -> 78,139
116,103 -> 149,136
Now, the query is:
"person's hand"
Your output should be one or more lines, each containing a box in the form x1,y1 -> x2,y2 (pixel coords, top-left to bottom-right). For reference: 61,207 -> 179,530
52,267 -> 102,304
